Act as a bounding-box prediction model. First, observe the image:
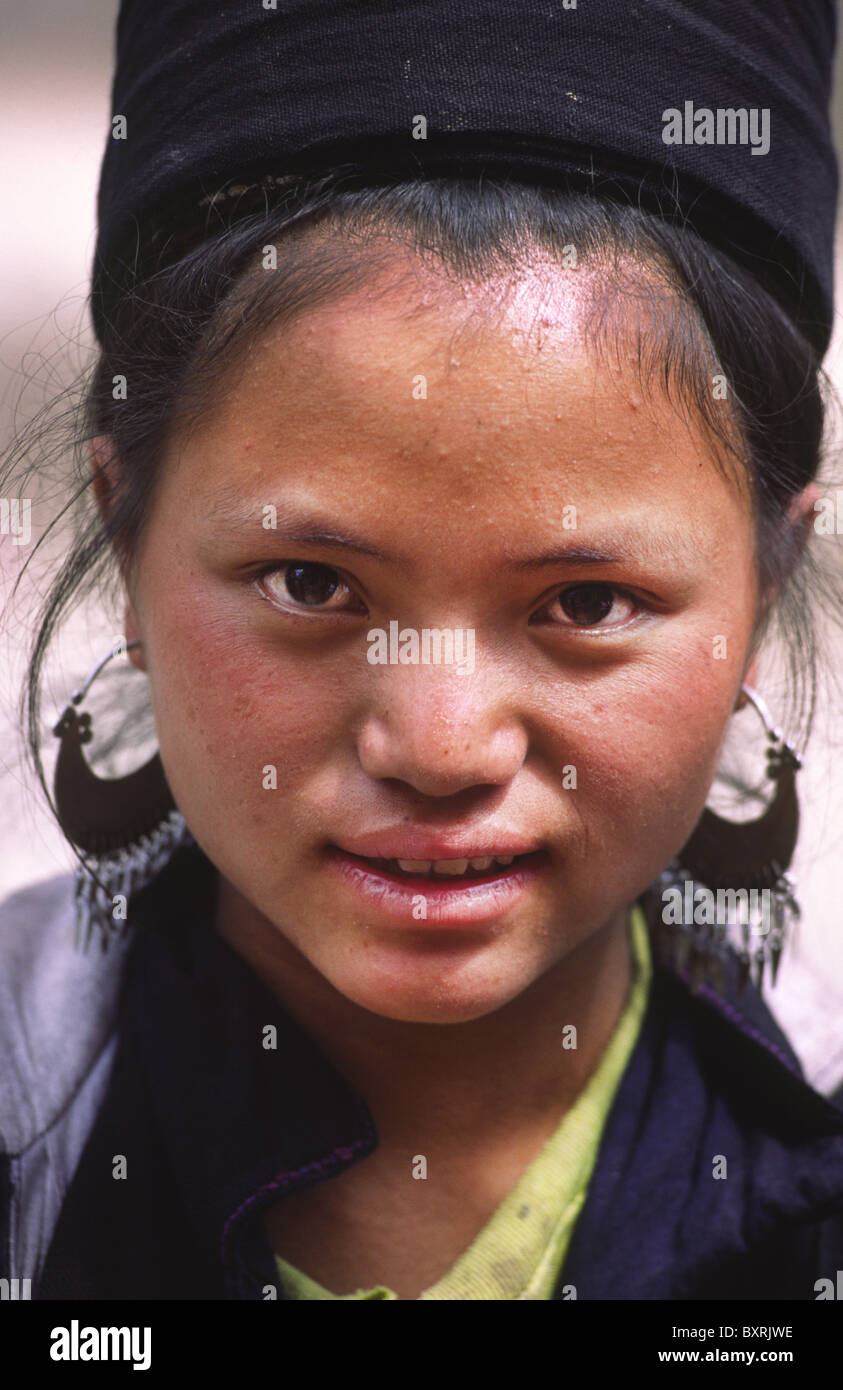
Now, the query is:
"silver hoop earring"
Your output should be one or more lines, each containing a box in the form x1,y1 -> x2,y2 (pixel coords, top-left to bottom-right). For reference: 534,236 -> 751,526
654,684 -> 801,998
52,640 -> 194,950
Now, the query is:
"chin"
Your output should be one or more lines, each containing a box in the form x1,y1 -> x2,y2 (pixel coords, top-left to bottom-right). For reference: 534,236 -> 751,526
355,996 -> 506,1025
331,964 -> 526,1026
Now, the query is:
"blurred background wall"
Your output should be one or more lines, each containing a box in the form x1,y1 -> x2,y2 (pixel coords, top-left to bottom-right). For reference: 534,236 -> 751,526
1,4 -> 842,1083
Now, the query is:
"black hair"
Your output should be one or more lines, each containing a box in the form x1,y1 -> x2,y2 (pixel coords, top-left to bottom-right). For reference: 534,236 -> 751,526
3,173 -> 842,831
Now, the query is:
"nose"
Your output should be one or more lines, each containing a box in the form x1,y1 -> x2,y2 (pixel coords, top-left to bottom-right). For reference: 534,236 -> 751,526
356,661 -> 528,796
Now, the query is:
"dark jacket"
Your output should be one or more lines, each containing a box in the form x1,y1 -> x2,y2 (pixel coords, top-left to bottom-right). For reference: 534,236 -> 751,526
3,843 -> 842,1300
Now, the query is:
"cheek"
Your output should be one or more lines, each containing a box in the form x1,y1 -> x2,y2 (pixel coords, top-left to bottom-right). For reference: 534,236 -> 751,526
556,638 -> 744,856
141,582 -> 349,824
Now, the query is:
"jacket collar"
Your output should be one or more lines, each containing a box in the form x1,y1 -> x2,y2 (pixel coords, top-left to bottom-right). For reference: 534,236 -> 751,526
73,844 -> 843,1298
562,908 -> 843,1298
124,843 -> 377,1296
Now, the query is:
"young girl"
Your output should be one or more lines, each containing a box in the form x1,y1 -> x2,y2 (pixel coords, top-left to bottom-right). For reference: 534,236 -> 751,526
2,1 -> 842,1302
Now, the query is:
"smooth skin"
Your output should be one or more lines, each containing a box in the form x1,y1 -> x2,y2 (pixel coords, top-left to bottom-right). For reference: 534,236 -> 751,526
95,244 -> 809,1297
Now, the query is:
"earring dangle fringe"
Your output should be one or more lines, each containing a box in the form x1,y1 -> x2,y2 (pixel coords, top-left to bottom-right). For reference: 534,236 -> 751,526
52,641 -> 194,950
653,684 -> 801,999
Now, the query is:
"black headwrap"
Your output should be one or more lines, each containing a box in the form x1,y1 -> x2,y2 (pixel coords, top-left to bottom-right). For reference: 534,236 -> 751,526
92,0 -> 838,354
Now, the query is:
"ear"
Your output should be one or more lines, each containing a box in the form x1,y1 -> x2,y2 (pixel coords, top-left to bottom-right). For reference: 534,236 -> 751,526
785,480 -> 823,551
89,435 -> 119,522
737,482 -> 822,711
89,437 -> 147,674
124,598 -> 147,672
735,655 -> 759,711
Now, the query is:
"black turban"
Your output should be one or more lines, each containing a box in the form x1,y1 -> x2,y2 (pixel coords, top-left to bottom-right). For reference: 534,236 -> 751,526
92,0 -> 838,354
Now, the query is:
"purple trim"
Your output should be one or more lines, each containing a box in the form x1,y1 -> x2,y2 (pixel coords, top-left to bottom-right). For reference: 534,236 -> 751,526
678,972 -> 801,1076
640,902 -> 802,1077
220,1105 -> 377,1267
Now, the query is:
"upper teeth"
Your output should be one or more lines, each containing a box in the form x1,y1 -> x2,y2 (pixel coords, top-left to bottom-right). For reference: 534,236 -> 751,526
395,855 -> 515,876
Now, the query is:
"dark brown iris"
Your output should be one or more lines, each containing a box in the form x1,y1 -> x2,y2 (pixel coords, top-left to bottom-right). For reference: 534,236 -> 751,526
285,562 -> 340,606
559,584 -> 614,626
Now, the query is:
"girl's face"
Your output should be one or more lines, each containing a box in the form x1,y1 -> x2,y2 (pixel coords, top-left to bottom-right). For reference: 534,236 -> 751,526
122,249 -> 759,1023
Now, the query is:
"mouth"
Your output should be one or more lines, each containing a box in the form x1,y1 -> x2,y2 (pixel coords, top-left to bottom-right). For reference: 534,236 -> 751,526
325,845 -> 550,926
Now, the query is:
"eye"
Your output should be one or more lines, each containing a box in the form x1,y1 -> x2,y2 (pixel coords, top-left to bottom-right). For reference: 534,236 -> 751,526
539,583 -> 641,630
258,562 -> 364,614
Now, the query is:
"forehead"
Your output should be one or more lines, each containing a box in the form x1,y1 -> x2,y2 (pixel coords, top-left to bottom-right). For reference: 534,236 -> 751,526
163,246 -> 748,542
240,246 -> 637,393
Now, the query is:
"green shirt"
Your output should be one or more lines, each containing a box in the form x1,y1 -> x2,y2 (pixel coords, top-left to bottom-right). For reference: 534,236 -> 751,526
275,904 -> 652,1300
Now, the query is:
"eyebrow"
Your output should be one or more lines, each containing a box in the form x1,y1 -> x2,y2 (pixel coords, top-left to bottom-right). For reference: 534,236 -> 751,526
209,512 -> 405,564
509,527 -> 695,568
511,543 -> 624,569
261,520 -> 397,562
203,491 -> 689,569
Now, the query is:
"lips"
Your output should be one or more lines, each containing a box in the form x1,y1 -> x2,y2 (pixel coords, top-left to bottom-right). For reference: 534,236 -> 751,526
332,827 -> 549,887
327,843 -> 549,926
334,830 -> 544,863
330,846 -> 548,889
